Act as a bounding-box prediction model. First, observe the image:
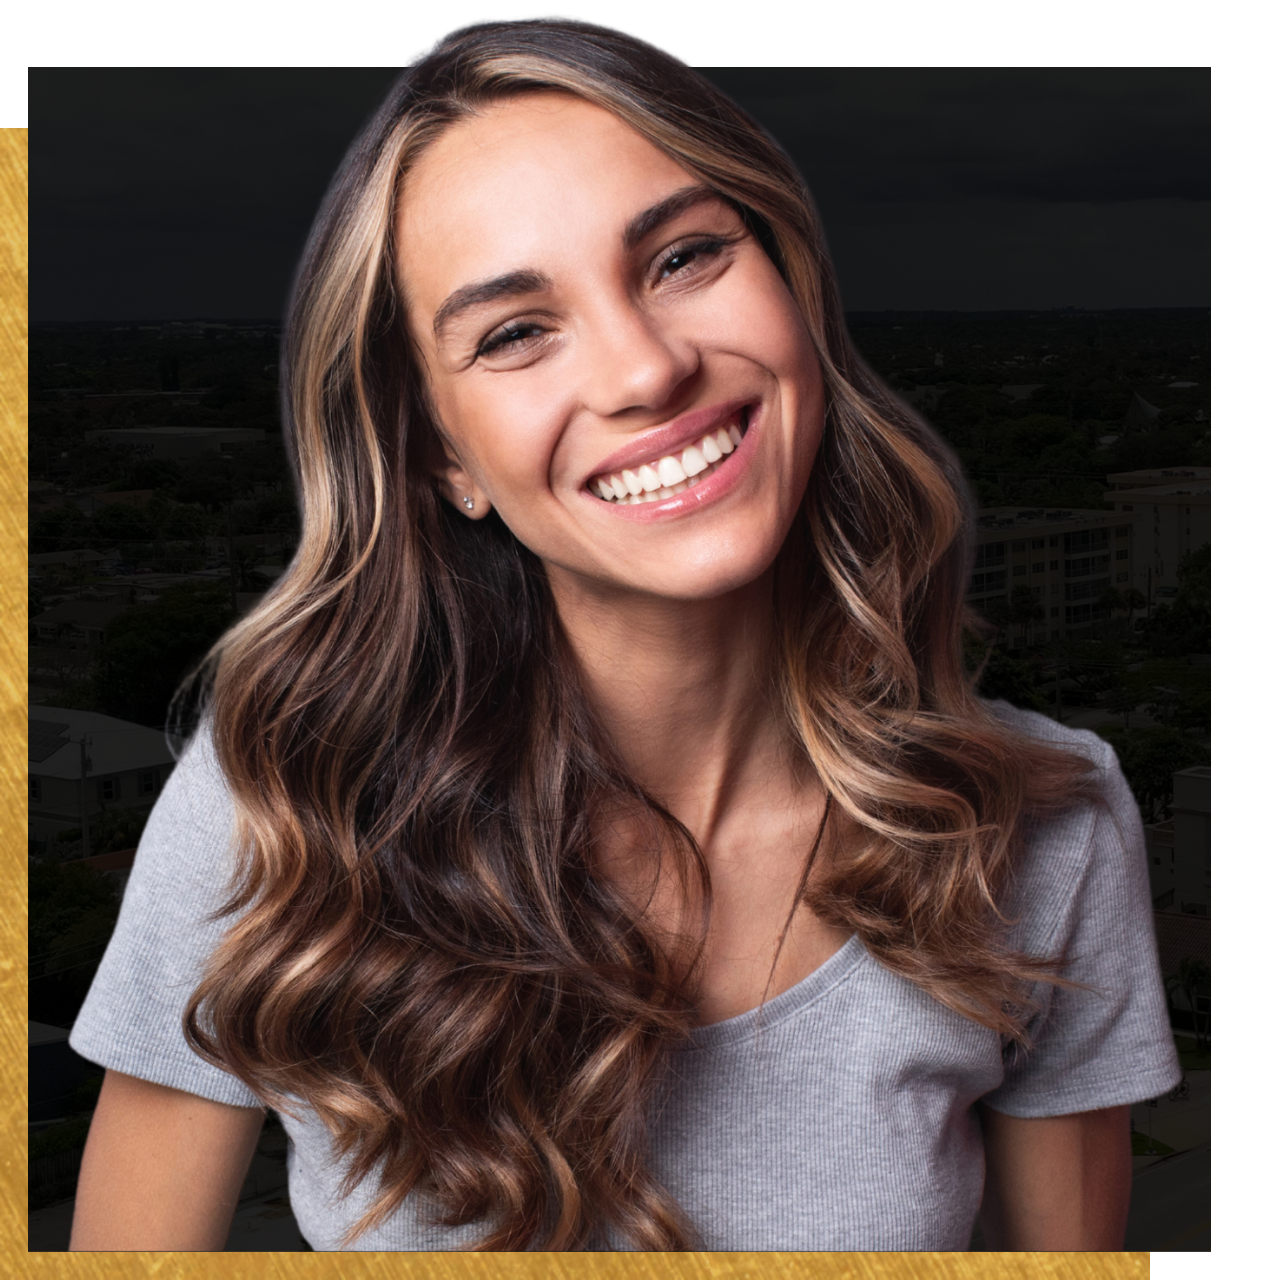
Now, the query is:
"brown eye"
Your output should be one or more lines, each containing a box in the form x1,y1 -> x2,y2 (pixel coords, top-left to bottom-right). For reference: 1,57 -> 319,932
657,237 -> 728,280
477,321 -> 545,357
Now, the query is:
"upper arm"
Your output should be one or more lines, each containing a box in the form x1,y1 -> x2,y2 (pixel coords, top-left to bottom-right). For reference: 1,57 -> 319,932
977,1102 -> 1131,1250
70,1068 -> 266,1251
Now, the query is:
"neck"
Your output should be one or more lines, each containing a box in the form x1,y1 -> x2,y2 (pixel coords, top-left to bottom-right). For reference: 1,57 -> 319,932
546,564 -> 801,845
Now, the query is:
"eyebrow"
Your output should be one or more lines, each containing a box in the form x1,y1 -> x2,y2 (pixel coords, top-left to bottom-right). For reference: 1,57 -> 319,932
430,184 -> 727,341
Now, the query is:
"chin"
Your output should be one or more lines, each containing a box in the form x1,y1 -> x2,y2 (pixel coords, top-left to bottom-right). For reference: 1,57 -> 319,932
641,545 -> 783,603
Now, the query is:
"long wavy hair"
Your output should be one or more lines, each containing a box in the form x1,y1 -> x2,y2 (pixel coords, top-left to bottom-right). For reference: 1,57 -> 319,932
182,21 -> 1098,1251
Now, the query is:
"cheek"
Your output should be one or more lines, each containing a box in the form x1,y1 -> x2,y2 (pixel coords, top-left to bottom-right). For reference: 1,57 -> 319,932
431,379 -> 539,487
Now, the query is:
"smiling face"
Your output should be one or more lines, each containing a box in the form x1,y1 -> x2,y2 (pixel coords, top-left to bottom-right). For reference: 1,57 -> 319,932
396,92 -> 826,603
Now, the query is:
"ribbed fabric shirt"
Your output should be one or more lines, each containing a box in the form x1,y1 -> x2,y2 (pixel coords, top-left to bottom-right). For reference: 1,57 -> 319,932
71,702 -> 1182,1250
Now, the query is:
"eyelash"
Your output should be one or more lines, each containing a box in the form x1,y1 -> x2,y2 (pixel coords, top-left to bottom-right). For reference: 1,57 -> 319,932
474,235 -> 732,358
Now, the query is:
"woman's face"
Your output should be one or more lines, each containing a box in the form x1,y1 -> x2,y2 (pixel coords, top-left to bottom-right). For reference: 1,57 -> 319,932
397,92 -> 826,602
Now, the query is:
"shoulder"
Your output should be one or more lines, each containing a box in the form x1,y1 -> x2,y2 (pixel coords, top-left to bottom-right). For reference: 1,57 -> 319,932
129,719 -> 240,899
979,701 -> 1142,942
980,698 -> 1117,776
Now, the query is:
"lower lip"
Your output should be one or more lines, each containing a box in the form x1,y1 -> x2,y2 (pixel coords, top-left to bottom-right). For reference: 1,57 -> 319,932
585,404 -> 762,523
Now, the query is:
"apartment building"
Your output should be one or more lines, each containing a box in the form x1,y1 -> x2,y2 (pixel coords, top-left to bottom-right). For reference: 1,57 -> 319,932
969,507 -> 1135,645
1106,467 -> 1210,601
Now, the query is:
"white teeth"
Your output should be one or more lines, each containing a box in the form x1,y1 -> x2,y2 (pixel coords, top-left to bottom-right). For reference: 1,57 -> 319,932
681,445 -> 708,476
591,413 -> 746,502
656,456 -> 685,487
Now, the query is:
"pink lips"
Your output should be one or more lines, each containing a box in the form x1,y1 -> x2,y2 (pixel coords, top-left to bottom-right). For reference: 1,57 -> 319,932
586,399 -> 755,482
585,401 -> 761,522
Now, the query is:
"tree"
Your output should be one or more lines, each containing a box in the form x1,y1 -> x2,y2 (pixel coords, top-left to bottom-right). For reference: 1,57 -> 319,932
1120,587 -> 1147,628
31,502 -> 93,555
1009,585 -> 1045,644
978,595 -> 1015,633
1100,726 -> 1210,823
968,641 -> 1049,713
91,501 -> 156,545
1165,959 -> 1210,1055
1097,585 -> 1129,618
93,583 -> 234,725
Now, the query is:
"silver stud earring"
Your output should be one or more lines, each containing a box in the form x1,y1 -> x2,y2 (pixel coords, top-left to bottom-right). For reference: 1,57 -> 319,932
462,495 -> 475,510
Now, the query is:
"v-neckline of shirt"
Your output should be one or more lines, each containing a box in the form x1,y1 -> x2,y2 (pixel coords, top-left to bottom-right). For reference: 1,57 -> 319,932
681,931 -> 869,1051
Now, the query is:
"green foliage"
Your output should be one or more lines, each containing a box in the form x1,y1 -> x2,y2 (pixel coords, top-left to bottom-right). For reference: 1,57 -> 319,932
29,860 -> 121,979
91,501 -> 155,544
1140,544 -> 1210,658
94,582 -> 233,725
30,1116 -> 92,1162
972,645 -> 1050,713
89,804 -> 150,857
1165,960 -> 1210,1055
1095,726 -> 1209,822
31,503 -> 93,555
108,457 -> 183,493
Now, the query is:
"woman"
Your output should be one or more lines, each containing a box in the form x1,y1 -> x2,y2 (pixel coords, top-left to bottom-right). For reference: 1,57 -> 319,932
69,21 -> 1181,1252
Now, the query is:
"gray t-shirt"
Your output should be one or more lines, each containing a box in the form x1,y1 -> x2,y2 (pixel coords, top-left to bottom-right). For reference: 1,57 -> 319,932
70,702 -> 1182,1250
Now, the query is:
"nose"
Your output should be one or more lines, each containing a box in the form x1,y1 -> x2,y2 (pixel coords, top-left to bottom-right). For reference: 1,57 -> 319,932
576,297 -> 700,420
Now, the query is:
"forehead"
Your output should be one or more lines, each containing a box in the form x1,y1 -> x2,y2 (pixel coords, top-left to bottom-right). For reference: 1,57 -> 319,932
396,94 -> 697,304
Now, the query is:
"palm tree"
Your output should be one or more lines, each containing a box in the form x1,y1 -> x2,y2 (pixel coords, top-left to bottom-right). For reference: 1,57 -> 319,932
1009,585 -> 1045,646
1098,585 -> 1129,620
1121,587 -> 1147,629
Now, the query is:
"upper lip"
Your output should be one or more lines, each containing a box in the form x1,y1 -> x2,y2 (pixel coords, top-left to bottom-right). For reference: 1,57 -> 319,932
585,398 -> 754,481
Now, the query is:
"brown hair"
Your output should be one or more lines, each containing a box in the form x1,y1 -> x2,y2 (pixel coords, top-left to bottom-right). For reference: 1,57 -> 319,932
182,21 -> 1097,1251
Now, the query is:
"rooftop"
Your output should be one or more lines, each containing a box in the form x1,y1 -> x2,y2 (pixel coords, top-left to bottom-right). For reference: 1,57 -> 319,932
974,507 -> 1128,533
1106,467 -> 1211,486
29,706 -> 178,779
1107,483 -> 1210,504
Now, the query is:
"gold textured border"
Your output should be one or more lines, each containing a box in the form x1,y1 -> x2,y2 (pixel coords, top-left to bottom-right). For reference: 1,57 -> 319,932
2,121 -> 1150,1277
2,126 -> 29,1257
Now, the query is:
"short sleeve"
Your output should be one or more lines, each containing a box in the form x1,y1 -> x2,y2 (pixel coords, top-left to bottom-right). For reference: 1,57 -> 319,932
979,708 -> 1183,1117
69,726 -> 262,1109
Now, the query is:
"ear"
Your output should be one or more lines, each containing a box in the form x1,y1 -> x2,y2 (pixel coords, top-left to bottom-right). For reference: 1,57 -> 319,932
428,442 -> 493,520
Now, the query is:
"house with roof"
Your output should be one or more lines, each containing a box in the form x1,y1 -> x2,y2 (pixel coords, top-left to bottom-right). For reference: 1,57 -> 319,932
29,708 -> 177,857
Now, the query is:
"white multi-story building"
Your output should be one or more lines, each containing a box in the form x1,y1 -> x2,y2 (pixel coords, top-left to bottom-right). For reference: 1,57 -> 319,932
969,507 -> 1136,645
1106,468 -> 1210,602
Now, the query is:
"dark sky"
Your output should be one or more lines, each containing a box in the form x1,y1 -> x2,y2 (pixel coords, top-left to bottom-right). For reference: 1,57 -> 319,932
30,67 -> 1208,321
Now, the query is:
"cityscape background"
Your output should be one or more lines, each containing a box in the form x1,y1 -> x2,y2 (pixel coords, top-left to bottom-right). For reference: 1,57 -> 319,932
27,68 -> 1210,1251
